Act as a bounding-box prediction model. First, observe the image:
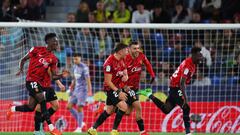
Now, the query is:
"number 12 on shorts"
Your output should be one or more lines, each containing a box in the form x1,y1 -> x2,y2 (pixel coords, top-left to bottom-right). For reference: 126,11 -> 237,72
30,82 -> 38,89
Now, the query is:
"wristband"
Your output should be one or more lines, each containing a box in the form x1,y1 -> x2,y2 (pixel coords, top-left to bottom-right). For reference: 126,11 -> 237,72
116,89 -> 122,94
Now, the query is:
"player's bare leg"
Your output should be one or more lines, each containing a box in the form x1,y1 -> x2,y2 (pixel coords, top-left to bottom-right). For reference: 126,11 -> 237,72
7,96 -> 37,120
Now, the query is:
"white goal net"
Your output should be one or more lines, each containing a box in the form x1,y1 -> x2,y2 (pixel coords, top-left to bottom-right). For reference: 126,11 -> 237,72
0,23 -> 239,133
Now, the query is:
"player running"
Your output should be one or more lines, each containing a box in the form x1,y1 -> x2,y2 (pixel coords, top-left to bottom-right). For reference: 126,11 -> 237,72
88,43 -> 129,135
137,47 -> 203,135
7,33 -> 69,135
124,41 -> 155,135
67,53 -> 92,133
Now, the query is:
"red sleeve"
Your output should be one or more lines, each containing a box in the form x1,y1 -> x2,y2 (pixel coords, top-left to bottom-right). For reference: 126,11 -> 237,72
142,54 -> 155,77
28,47 -> 36,58
103,62 -> 112,74
50,57 -> 58,72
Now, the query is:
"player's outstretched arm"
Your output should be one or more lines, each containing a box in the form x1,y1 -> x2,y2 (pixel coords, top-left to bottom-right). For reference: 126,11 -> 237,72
16,53 -> 30,76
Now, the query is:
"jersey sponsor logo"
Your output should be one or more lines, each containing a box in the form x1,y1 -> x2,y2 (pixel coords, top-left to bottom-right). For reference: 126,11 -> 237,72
131,67 -> 141,72
39,58 -> 50,68
116,71 -> 124,77
106,65 -> 111,72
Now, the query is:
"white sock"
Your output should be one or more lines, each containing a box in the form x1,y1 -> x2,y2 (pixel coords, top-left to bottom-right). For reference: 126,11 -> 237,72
48,124 -> 54,131
11,106 -> 16,112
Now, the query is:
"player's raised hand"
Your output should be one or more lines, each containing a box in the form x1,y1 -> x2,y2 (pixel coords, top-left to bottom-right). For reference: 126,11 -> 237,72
16,69 -> 23,76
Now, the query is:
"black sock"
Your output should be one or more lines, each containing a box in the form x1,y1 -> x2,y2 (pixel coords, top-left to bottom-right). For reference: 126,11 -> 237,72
183,104 -> 191,134
113,109 -> 125,130
48,107 -> 56,116
40,107 -> 56,123
34,111 -> 42,131
93,111 -> 110,129
136,119 -> 144,131
149,95 -> 171,114
15,105 -> 34,112
40,100 -> 52,125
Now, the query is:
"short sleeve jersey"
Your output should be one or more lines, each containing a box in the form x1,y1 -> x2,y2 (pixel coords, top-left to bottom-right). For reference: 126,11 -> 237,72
170,57 -> 196,87
26,46 -> 58,87
103,54 -> 126,91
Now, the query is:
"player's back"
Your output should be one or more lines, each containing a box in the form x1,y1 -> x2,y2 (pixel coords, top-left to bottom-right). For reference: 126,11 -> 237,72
26,46 -> 58,86
170,57 -> 196,87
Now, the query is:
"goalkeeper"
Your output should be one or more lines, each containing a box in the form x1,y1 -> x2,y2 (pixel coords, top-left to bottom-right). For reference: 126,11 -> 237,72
137,47 -> 203,135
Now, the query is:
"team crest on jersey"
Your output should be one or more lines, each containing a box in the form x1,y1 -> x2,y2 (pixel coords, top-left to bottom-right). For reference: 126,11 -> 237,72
106,65 -> 111,72
131,67 -> 141,72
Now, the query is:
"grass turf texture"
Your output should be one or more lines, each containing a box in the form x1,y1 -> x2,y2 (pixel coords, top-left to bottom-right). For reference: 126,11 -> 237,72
0,132 -> 235,135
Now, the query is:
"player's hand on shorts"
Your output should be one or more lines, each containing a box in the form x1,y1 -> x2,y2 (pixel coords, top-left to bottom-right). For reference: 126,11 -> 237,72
16,69 -> 23,76
118,91 -> 128,101
123,86 -> 131,92
62,69 -> 70,78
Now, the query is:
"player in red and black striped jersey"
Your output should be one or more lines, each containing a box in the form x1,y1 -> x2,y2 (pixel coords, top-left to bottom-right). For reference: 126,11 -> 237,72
137,47 -> 203,135
88,43 -> 129,135
124,41 -> 155,135
7,33 -> 69,135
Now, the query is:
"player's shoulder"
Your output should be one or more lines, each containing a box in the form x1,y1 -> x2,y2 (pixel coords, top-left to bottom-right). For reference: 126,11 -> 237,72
104,55 -> 114,65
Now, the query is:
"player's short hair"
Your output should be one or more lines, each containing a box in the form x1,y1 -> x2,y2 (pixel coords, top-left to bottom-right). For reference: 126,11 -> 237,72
114,43 -> 128,52
45,33 -> 57,43
73,53 -> 81,57
129,41 -> 139,46
191,46 -> 201,55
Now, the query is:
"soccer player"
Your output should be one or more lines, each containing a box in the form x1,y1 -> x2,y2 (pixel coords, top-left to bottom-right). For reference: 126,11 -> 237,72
34,68 -> 66,135
124,41 -> 155,135
137,47 -> 203,135
88,43 -> 129,135
7,33 -> 69,135
67,53 -> 92,133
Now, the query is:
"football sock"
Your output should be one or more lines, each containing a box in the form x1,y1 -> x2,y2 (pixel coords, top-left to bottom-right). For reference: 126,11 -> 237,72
77,112 -> 83,128
113,109 -> 125,130
93,110 -> 110,129
136,119 -> 144,131
34,111 -> 42,131
15,105 -> 34,112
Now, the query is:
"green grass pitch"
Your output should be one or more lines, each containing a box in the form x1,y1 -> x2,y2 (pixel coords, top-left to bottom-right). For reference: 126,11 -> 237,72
0,132 -> 236,135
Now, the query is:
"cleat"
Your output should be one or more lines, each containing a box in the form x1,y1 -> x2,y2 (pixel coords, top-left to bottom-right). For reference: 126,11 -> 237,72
88,127 -> 98,135
140,130 -> 150,135
6,105 -> 13,120
110,130 -> 119,135
186,133 -> 192,135
137,88 -> 152,97
73,127 -> 82,133
50,128 -> 62,135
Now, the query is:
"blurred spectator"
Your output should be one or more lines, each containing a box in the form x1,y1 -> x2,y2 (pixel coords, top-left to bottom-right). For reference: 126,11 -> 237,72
194,40 -> 212,67
150,3 -> 171,23
113,0 -> 131,23
94,28 -> 112,59
0,0 -> 14,21
131,2 -> 150,23
171,1 -> 190,23
14,0 -> 28,20
120,28 -> 131,45
201,0 -> 221,20
82,0 -> 98,11
192,70 -> 211,86
140,70 -> 147,83
25,0 -> 44,20
104,0 -> 119,13
54,46 -> 67,68
218,29 -> 235,54
233,12 -> 240,23
76,28 -> 94,59
189,10 -> 202,23
93,1 -> 111,23
155,70 -> 169,85
76,1 -> 90,22
233,53 -> 240,83
88,12 -> 96,23
221,0 -> 240,20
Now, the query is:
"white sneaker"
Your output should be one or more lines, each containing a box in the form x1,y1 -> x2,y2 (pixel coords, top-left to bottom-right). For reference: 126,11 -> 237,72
81,122 -> 86,128
186,133 -> 192,135
73,127 -> 82,133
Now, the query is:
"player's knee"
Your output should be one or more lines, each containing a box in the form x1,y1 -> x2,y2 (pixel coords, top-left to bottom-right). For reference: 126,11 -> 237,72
117,101 -> 128,112
77,106 -> 83,112
183,104 -> 190,113
66,103 -> 73,110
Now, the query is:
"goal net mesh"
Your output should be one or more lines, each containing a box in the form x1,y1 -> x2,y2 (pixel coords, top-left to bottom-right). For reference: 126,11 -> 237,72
0,23 -> 239,133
